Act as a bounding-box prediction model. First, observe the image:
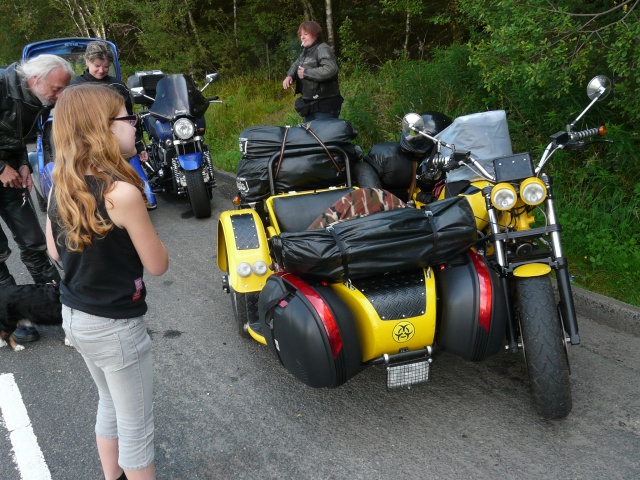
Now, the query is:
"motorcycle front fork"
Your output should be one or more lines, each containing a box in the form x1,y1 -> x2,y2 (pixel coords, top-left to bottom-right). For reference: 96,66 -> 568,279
482,177 -> 581,351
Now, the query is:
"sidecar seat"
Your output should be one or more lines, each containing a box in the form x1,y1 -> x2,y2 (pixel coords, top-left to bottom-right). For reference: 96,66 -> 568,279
267,187 -> 355,233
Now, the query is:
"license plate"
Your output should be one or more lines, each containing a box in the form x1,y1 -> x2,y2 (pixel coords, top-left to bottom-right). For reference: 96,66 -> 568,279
386,358 -> 430,391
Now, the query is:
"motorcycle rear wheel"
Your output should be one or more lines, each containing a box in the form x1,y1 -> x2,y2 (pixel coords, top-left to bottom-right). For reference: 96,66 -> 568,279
230,285 -> 259,338
184,168 -> 212,218
516,275 -> 572,419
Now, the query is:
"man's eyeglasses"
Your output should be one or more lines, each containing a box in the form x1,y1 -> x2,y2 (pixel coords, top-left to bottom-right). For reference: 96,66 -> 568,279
112,115 -> 138,127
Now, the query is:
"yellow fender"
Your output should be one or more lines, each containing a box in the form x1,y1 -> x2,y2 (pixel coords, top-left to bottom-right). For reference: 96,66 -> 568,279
513,263 -> 552,278
217,209 -> 272,293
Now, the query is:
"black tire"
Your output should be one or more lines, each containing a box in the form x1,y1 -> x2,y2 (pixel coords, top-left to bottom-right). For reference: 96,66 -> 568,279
230,285 -> 259,338
184,168 -> 212,218
516,275 -> 572,419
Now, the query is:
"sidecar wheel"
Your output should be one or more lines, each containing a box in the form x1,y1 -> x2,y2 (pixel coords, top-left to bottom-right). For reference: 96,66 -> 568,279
230,285 -> 259,338
184,169 -> 212,218
516,275 -> 572,419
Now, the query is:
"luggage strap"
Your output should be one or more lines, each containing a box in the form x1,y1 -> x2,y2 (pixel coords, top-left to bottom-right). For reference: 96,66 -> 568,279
301,124 -> 343,175
274,126 -> 291,180
326,225 -> 350,282
424,210 -> 438,251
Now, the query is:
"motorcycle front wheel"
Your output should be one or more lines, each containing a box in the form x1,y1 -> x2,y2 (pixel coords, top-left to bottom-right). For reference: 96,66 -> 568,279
185,168 -> 212,218
516,275 -> 572,419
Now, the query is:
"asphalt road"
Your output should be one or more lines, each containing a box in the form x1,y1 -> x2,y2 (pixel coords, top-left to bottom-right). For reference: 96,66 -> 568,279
1,172 -> 639,479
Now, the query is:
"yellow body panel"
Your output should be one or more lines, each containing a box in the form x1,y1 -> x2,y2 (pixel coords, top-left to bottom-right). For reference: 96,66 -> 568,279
217,209 -> 272,293
329,270 -> 437,362
513,263 -> 552,277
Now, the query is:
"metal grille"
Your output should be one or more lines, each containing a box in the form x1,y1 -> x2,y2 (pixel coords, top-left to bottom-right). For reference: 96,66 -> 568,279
231,214 -> 260,250
386,359 -> 430,391
353,270 -> 426,320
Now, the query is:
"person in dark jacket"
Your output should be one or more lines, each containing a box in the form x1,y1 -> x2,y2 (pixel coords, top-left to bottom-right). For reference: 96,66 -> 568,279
69,41 -> 146,158
283,21 -> 343,122
0,54 -> 72,342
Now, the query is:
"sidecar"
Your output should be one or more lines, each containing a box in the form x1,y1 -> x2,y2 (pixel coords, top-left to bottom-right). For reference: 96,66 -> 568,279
218,121 -> 510,390
22,38 -> 155,210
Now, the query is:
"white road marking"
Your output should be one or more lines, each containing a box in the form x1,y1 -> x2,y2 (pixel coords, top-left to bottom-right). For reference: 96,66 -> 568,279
0,373 -> 52,480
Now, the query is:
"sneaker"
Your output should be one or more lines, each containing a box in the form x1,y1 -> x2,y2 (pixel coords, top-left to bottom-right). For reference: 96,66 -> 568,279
13,326 -> 40,343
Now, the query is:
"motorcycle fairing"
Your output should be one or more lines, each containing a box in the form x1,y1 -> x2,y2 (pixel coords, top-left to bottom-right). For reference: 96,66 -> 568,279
22,37 -> 120,78
148,74 -> 210,119
330,269 -> 437,362
217,209 -> 272,293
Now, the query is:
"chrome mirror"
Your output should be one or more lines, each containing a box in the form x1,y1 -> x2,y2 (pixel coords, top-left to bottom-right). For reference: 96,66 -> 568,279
402,113 -> 425,135
587,75 -> 612,101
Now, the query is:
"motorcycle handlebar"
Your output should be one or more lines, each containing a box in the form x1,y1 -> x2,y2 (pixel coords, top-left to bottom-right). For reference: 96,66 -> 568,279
569,125 -> 606,141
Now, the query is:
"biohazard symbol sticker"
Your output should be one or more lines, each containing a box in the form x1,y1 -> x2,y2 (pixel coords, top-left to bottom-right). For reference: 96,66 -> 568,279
392,321 -> 415,343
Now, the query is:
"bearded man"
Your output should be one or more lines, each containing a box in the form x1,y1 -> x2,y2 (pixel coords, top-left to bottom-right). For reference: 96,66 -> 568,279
0,54 -> 72,343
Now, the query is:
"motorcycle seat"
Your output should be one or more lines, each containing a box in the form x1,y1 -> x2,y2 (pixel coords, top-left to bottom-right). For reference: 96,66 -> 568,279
267,187 -> 355,233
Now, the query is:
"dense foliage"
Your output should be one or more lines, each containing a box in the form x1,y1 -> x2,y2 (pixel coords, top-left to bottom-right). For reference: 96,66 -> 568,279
1,1 -> 638,304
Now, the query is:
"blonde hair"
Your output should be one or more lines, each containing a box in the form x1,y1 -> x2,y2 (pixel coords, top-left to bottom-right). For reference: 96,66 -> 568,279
51,83 -> 145,252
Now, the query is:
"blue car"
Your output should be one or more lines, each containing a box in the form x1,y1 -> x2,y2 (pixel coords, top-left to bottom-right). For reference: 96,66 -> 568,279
22,37 -> 156,210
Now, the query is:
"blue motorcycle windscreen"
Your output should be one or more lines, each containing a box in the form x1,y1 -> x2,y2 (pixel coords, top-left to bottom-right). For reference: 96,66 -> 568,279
148,74 -> 210,119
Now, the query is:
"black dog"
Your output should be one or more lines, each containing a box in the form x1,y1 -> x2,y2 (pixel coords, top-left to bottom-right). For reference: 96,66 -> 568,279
0,283 -> 62,351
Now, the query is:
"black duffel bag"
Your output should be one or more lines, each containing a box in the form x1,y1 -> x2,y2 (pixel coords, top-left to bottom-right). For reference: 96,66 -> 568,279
236,151 -> 349,202
270,196 -> 477,281
238,119 -> 359,159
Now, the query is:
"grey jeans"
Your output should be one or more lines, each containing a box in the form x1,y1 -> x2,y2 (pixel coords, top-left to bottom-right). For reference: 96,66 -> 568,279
62,305 -> 154,471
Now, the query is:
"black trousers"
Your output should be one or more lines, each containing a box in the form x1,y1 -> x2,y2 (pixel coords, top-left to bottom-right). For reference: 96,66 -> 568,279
0,185 -> 60,286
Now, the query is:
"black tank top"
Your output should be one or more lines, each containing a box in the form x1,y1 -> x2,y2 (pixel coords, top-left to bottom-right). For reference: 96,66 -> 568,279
48,177 -> 147,318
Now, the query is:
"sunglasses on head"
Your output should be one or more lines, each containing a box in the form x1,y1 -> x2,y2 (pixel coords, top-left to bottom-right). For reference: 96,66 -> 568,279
112,115 -> 138,127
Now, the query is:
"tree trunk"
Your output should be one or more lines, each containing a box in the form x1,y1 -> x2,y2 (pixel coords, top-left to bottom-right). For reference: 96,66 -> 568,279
325,0 -> 335,49
299,0 -> 315,21
404,10 -> 410,58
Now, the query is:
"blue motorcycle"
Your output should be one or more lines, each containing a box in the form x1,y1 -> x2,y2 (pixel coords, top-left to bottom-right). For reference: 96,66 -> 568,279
128,71 -> 221,218
23,37 -> 156,211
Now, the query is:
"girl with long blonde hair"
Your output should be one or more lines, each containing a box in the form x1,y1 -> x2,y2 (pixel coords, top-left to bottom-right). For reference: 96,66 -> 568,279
46,83 -> 168,480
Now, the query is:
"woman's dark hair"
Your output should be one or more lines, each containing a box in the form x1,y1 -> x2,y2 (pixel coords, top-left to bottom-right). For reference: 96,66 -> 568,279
298,21 -> 324,42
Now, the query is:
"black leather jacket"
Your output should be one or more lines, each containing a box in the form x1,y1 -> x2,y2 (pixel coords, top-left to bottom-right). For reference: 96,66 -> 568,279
0,63 -> 48,172
288,41 -> 341,100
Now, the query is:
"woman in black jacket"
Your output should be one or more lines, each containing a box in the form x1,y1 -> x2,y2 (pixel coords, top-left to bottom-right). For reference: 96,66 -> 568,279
283,21 -> 343,122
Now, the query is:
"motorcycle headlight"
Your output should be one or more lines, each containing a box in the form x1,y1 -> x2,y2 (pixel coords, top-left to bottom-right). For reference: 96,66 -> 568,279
173,118 -> 195,140
236,262 -> 252,278
491,183 -> 517,211
520,177 -> 547,206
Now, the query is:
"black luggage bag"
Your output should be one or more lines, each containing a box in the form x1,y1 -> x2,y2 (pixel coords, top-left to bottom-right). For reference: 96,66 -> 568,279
270,196 -> 477,281
259,273 -> 363,388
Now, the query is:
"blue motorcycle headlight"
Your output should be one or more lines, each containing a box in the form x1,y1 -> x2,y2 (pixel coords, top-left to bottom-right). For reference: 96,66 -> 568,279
174,118 -> 195,140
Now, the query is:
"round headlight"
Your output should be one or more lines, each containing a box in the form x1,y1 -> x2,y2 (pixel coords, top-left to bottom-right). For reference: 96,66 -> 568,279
252,261 -> 269,276
491,183 -> 517,210
174,118 -> 195,140
520,178 -> 547,206
236,262 -> 252,278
